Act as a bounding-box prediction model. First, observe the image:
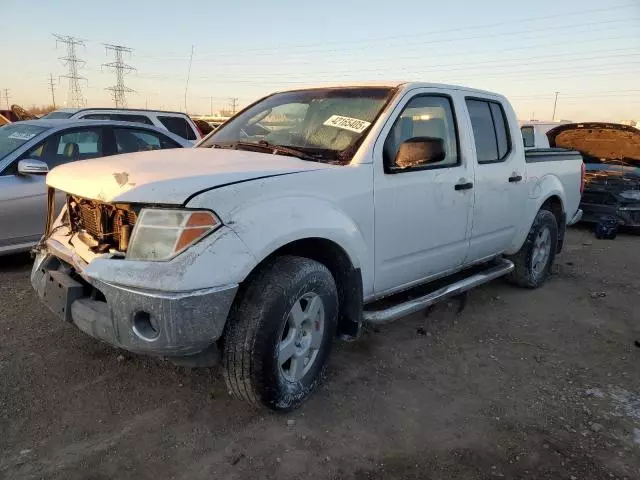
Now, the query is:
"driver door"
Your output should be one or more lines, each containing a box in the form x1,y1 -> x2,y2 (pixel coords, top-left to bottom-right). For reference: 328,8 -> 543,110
0,141 -> 49,249
373,90 -> 474,295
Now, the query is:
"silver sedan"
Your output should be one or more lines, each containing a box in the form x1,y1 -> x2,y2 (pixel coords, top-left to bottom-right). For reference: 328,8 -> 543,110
0,119 -> 190,256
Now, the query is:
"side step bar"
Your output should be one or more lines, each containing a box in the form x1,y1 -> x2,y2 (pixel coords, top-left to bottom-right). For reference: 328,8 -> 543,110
363,258 -> 514,324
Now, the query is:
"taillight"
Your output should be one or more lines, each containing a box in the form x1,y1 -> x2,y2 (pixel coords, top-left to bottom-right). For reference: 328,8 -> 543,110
580,162 -> 586,195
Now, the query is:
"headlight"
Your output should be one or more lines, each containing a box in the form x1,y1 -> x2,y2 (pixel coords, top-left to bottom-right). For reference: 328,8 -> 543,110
620,190 -> 640,201
127,209 -> 220,261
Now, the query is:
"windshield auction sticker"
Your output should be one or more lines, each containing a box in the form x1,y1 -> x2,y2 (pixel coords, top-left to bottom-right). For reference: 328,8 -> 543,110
323,115 -> 371,134
8,132 -> 37,141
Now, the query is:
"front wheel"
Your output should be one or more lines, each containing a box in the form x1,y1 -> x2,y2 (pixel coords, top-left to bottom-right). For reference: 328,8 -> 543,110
222,256 -> 338,411
506,209 -> 558,288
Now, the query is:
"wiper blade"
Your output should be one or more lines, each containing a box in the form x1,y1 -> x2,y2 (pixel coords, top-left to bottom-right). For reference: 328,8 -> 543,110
212,140 -> 321,161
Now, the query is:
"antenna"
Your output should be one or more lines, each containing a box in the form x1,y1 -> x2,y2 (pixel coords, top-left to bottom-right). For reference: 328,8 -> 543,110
102,44 -> 136,108
54,34 -> 87,107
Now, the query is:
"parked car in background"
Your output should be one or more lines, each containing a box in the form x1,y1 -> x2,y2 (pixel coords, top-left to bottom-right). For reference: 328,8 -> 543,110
42,108 -> 201,142
520,121 -> 570,149
31,82 -> 584,410
192,118 -> 214,136
0,119 -> 189,255
546,122 -> 640,227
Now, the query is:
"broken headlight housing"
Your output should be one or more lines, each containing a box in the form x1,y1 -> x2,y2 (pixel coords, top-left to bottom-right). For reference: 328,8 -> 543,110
126,209 -> 221,261
620,190 -> 640,201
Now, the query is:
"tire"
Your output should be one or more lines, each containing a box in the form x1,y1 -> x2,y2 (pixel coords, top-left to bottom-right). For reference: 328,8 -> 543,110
506,209 -> 558,288
222,255 -> 338,411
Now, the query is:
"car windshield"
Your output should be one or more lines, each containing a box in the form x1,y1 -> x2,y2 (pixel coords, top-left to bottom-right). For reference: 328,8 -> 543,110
42,111 -> 74,119
0,123 -> 48,159
198,87 -> 395,163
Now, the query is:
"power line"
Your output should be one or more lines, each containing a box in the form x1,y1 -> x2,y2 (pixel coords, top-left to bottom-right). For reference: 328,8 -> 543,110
102,44 -> 136,108
48,73 -> 57,108
229,97 -> 238,114
2,89 -> 9,109
54,34 -> 87,108
138,3 -> 639,59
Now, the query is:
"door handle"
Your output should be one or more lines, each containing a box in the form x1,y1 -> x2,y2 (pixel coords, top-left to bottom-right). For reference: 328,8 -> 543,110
508,175 -> 523,183
454,182 -> 473,191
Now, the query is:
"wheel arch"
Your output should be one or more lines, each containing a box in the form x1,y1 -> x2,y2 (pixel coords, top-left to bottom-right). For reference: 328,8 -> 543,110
239,237 -> 363,338
540,194 -> 566,253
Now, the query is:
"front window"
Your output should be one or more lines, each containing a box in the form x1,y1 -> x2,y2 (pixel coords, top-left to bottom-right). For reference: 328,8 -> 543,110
0,123 -> 48,159
198,87 -> 396,164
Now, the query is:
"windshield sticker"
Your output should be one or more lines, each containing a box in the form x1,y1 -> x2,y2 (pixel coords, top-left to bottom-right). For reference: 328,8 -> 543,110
8,132 -> 37,141
323,115 -> 371,134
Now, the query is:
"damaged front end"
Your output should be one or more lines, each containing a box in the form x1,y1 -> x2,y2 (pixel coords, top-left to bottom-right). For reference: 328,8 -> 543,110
546,122 -> 640,227
66,195 -> 138,254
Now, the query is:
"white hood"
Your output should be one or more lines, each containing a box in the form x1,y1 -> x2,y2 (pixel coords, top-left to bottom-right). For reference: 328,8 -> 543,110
46,148 -> 330,204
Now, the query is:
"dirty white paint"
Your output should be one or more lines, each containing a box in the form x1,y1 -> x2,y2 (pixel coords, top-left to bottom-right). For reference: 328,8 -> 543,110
43,81 -> 583,302
46,148 -> 330,204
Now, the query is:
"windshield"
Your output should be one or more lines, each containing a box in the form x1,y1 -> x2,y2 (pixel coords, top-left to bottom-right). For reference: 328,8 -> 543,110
198,87 -> 395,163
0,123 -> 48,159
42,111 -> 74,119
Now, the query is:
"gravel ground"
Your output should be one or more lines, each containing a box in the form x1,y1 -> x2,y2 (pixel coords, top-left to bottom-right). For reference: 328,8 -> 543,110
1,227 -> 639,479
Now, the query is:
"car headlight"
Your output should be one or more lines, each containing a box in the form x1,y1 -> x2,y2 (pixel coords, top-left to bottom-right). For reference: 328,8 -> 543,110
127,208 -> 221,261
620,190 -> 640,201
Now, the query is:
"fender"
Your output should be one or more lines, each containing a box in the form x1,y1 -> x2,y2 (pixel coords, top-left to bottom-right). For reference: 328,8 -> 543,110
506,173 -> 566,255
186,168 -> 375,295
224,195 -> 369,285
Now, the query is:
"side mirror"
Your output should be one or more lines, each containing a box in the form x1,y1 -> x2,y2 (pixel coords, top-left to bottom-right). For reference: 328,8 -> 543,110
394,137 -> 446,169
18,159 -> 49,176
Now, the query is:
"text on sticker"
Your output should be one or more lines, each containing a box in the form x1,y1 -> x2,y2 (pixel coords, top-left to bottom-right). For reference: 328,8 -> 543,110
8,132 -> 37,141
323,115 -> 371,134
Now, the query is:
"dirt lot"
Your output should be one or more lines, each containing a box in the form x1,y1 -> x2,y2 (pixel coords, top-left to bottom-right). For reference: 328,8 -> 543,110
1,227 -> 639,480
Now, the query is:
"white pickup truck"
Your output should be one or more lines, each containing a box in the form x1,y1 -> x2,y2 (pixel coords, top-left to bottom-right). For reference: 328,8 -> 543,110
31,82 -> 584,410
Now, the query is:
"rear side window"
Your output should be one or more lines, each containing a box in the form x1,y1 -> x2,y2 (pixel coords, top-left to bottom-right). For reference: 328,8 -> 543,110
521,126 -> 535,147
114,128 -> 181,153
466,99 -> 511,163
82,113 -> 153,125
158,116 -> 197,140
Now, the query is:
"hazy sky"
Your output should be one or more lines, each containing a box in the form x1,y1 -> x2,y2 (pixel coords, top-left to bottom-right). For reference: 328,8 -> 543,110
2,0 -> 639,121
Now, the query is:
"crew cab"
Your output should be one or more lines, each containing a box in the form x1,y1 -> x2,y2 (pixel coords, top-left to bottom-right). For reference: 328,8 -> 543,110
31,82 -> 584,410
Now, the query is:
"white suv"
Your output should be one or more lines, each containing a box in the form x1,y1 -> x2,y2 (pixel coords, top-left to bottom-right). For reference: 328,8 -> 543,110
42,108 -> 201,142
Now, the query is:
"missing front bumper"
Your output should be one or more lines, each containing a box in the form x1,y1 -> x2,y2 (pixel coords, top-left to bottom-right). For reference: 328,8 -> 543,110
31,253 -> 238,357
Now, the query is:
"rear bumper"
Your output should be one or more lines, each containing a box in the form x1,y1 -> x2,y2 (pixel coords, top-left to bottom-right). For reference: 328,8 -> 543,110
31,252 -> 238,357
567,209 -> 583,226
580,202 -> 640,227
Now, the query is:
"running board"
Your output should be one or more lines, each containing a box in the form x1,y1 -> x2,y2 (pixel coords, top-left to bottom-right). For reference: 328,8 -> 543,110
363,258 -> 514,324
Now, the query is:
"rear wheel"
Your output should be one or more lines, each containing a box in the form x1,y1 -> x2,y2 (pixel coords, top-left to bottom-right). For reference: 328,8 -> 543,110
506,209 -> 558,288
222,256 -> 338,411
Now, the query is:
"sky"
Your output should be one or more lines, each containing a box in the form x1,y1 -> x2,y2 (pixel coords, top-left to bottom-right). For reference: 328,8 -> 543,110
2,0 -> 639,122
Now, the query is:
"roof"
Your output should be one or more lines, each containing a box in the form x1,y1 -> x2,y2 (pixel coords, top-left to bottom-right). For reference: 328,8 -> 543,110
271,81 -> 504,98
48,107 -> 190,116
10,119 -> 191,145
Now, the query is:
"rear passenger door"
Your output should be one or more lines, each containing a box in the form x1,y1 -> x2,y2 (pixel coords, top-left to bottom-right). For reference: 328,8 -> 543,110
465,98 -> 523,261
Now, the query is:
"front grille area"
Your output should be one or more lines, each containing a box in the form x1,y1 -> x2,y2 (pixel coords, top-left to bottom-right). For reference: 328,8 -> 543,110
67,195 -> 138,251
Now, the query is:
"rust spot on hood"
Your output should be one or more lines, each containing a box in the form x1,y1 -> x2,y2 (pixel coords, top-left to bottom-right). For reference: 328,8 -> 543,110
113,172 -> 130,187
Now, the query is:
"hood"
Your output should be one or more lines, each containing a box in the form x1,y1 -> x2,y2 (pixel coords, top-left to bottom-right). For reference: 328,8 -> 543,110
547,122 -> 640,164
46,148 -> 331,204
